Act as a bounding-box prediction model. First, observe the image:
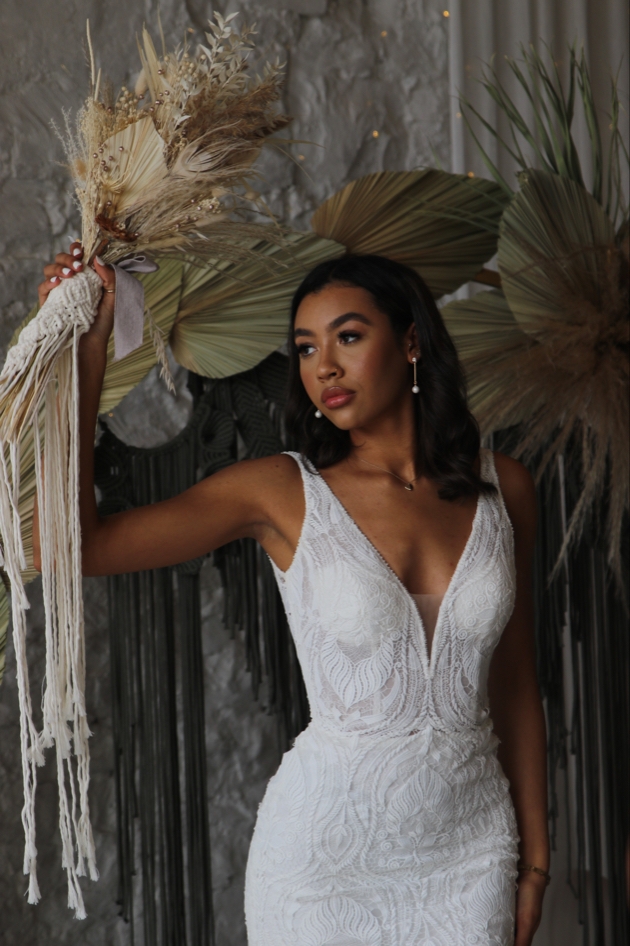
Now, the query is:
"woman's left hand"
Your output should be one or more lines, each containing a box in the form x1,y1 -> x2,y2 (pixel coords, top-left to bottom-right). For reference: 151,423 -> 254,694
514,871 -> 547,945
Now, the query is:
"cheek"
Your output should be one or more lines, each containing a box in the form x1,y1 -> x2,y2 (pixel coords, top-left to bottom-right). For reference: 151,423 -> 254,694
299,359 -> 318,398
357,346 -> 407,398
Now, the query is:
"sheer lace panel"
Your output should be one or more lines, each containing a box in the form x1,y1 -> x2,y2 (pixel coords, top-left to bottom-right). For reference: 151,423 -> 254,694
410,593 -> 444,658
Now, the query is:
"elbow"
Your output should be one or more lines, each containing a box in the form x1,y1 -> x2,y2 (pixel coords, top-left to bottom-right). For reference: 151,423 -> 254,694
81,545 -> 100,577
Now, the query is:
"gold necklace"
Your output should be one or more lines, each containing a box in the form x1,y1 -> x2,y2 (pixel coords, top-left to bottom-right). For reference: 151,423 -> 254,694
356,456 -> 420,491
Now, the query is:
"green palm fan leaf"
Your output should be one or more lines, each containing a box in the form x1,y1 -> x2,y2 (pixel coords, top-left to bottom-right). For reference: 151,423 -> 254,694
98,258 -> 187,412
169,232 -> 343,377
441,289 -> 532,425
311,169 -> 509,296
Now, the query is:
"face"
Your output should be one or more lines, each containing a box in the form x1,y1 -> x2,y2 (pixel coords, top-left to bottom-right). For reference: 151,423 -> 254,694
294,284 -> 418,430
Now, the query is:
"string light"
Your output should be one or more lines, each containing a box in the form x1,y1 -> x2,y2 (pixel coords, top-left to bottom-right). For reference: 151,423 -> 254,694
381,30 -> 387,37
443,10 -> 450,17
467,171 -> 475,178
372,130 -> 379,138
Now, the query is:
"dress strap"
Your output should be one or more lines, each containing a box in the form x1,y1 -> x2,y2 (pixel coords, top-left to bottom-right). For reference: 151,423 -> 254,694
479,447 -> 498,486
480,448 -> 514,536
281,450 -> 323,529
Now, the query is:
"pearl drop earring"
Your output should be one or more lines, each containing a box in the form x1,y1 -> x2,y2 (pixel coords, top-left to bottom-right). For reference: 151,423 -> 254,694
315,409 -> 322,418
412,356 -> 420,394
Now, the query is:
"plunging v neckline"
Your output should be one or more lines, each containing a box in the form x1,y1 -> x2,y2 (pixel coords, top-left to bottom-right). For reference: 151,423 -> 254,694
314,471 -> 485,675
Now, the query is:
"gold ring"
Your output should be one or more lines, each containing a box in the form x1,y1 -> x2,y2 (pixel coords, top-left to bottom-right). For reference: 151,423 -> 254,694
104,288 -> 115,293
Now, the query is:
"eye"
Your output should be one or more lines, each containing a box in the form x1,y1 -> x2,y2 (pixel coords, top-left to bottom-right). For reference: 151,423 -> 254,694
338,330 -> 361,344
296,342 -> 316,358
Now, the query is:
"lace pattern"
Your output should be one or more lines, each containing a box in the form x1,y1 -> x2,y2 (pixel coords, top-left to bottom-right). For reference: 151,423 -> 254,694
245,449 -> 519,945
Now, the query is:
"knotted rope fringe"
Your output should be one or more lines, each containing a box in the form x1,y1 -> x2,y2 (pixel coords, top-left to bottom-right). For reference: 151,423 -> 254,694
0,268 -> 102,916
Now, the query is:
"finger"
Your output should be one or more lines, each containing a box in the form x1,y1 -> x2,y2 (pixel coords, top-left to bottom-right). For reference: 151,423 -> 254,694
38,277 -> 61,306
92,255 -> 116,292
69,241 -> 83,260
43,262 -> 80,281
54,252 -> 83,274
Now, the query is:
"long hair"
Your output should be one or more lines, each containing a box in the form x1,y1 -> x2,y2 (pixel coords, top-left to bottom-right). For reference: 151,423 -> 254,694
285,254 -> 495,501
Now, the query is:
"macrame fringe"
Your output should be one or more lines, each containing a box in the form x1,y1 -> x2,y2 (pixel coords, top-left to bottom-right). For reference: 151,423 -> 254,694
0,269 -> 102,915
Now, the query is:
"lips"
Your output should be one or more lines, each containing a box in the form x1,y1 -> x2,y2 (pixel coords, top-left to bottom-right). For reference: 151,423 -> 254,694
321,386 -> 355,409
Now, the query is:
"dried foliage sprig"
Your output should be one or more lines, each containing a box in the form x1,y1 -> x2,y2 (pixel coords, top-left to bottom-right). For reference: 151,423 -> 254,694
461,42 -> 628,232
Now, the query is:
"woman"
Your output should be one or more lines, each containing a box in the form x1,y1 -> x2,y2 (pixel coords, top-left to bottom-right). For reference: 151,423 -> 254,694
37,246 -> 549,945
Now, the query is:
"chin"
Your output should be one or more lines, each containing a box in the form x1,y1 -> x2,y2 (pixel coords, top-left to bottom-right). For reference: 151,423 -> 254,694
325,407 -> 366,431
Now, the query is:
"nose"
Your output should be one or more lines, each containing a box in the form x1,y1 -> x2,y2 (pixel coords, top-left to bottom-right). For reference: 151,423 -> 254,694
315,345 -> 340,381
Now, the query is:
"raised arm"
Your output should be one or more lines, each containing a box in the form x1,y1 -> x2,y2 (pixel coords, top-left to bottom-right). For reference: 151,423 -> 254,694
33,245 -> 303,577
489,452 -> 549,946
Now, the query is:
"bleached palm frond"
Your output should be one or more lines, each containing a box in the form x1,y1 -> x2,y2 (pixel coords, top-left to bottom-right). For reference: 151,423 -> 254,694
62,15 -> 290,265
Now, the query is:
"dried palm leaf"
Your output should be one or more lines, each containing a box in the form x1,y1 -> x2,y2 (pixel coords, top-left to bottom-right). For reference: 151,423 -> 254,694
170,233 -> 343,377
311,169 -> 508,296
443,171 -> 628,584
0,12 -> 289,917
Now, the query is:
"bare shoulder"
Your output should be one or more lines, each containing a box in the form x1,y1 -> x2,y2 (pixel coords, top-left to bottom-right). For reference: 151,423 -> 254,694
209,452 -> 301,493
201,452 -> 304,529
492,451 -> 537,542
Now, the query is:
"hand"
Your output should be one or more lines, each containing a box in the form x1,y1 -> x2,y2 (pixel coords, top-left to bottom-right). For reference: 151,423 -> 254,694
38,242 -> 116,345
514,870 -> 547,945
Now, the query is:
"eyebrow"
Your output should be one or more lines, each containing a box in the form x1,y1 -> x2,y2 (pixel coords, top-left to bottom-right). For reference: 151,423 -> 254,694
293,311 -> 373,338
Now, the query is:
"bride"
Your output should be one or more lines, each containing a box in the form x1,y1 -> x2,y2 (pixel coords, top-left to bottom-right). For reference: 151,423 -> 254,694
36,245 -> 549,945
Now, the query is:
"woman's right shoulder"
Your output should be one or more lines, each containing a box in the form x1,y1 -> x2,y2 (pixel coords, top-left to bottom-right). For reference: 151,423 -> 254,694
201,453 -> 305,545
205,453 -> 305,513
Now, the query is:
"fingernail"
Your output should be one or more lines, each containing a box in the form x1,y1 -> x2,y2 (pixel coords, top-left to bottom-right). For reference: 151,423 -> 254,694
72,247 -> 82,257
51,276 -> 59,283
62,267 -> 72,275
72,261 -> 82,270
95,255 -> 104,265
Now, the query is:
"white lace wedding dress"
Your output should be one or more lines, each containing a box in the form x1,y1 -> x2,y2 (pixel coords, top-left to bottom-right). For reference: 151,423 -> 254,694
245,449 -> 519,945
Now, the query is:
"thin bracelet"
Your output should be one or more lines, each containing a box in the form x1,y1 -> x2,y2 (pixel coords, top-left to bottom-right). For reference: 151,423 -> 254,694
517,863 -> 551,885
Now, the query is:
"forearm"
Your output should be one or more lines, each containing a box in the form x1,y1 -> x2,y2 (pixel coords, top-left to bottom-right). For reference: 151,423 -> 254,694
32,251 -> 114,571
494,679 -> 549,869
77,333 -> 108,550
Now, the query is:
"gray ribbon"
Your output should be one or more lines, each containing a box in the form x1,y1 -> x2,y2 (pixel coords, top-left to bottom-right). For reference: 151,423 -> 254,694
112,255 -> 159,362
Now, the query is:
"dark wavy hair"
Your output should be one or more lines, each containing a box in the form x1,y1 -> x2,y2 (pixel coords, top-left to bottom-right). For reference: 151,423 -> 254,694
285,254 -> 495,501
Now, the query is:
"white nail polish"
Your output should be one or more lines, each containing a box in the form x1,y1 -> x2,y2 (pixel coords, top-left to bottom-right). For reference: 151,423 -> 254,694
95,255 -> 104,265
72,247 -> 82,257
72,261 -> 82,270
62,267 -> 71,275
51,276 -> 59,283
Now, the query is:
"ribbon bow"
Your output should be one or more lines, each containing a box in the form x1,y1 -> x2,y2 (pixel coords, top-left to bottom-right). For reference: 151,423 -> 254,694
112,255 -> 159,361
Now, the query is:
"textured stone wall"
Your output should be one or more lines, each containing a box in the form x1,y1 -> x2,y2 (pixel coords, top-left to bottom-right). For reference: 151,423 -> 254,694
0,2 -> 450,944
